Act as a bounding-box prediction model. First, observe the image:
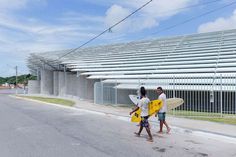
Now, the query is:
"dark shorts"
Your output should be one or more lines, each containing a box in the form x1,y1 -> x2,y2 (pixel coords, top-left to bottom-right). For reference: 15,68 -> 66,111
158,112 -> 166,121
140,116 -> 149,128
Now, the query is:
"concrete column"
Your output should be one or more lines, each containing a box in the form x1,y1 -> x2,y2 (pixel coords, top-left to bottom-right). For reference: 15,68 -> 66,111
58,72 -> 66,96
53,71 -> 59,96
40,69 -> 53,95
87,79 -> 99,100
55,72 -> 99,100
77,75 -> 87,99
28,80 -> 40,94
62,73 -> 98,100
75,75 -> 98,100
66,73 -> 78,96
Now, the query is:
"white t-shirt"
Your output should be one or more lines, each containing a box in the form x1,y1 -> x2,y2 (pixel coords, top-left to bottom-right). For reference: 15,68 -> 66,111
138,97 -> 150,117
158,93 -> 167,113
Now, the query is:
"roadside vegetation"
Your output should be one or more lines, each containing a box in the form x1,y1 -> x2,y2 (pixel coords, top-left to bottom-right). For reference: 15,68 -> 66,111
0,74 -> 36,85
19,96 -> 75,107
168,110 -> 236,125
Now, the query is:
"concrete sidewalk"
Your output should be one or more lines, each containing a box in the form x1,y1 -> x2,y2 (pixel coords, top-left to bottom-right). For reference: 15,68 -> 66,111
16,94 -> 236,139
73,99 -> 236,138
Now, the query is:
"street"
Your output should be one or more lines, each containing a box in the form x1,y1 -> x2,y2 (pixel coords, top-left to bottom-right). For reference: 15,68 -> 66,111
0,95 -> 235,157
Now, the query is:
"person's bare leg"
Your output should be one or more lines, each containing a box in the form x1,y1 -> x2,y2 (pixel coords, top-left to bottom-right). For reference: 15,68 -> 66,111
148,122 -> 151,129
145,127 -> 153,142
164,121 -> 171,133
158,120 -> 164,133
134,125 -> 143,136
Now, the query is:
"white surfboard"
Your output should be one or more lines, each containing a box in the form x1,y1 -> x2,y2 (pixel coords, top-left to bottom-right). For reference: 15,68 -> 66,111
129,94 -> 140,105
166,98 -> 184,110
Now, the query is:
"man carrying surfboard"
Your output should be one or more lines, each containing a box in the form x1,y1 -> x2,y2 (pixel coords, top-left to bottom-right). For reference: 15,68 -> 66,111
129,86 -> 153,142
156,87 -> 171,134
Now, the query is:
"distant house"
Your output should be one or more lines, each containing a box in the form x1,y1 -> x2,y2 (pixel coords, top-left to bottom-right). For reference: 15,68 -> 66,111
0,83 -> 10,89
3,83 -> 9,87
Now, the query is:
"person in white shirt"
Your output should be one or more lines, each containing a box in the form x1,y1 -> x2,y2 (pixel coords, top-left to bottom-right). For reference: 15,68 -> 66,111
156,87 -> 171,134
130,86 -> 153,142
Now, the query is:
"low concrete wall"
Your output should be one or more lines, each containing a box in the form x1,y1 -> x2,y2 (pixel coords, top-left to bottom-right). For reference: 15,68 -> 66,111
28,80 -> 40,94
28,70 -> 99,101
117,89 -> 136,105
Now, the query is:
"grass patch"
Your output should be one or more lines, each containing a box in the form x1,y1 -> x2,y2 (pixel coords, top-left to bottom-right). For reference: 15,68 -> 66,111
168,110 -> 236,125
19,96 -> 75,107
187,117 -> 236,125
112,104 -> 135,108
168,110 -> 222,117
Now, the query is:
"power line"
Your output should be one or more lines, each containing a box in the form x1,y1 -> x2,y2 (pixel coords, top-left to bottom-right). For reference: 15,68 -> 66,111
58,0 -> 224,60
152,0 -> 236,35
35,0 -> 232,70
15,0 -> 221,44
58,0 -> 153,59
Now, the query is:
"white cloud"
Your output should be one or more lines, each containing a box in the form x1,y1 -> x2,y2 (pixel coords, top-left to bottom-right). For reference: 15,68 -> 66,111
60,12 -> 104,24
198,9 -> 236,33
0,1 -> 103,76
0,4 -> 105,53
105,5 -> 131,32
104,0 -> 198,32
0,0 -> 201,76
0,0 -> 28,11
0,0 -> 47,12
0,0 -> 199,55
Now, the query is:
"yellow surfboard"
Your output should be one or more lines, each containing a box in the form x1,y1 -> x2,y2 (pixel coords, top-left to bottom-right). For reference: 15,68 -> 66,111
131,108 -> 141,122
148,99 -> 163,116
131,99 -> 163,123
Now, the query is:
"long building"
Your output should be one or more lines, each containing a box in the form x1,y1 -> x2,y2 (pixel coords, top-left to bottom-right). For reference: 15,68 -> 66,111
27,29 -> 236,114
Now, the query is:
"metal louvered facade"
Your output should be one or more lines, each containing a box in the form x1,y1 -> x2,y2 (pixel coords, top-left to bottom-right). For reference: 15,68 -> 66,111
27,29 -> 236,116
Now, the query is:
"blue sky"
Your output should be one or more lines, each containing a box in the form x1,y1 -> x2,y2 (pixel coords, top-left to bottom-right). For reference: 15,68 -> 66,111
1,0 -> 236,77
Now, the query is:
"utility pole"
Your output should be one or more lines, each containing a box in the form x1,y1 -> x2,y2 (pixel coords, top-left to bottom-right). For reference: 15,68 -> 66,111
15,66 -> 18,94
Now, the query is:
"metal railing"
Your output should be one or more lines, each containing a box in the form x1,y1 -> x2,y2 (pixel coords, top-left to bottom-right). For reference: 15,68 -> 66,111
94,73 -> 236,118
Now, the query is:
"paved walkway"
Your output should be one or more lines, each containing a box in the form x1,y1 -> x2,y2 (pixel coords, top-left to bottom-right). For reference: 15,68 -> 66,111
73,98 -> 236,138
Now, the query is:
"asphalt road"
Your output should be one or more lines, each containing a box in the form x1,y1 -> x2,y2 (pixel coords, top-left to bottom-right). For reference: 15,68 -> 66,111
0,95 -> 235,157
